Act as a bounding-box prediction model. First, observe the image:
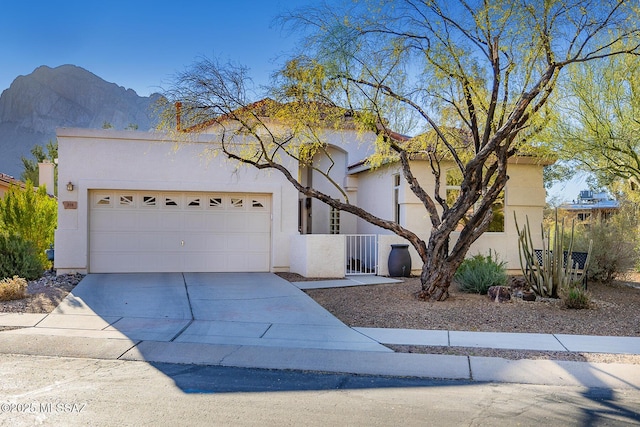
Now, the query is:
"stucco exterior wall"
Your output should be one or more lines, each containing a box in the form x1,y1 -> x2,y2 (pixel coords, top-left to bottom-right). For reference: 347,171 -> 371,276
55,128 -> 299,274
354,159 -> 547,272
289,234 -> 346,278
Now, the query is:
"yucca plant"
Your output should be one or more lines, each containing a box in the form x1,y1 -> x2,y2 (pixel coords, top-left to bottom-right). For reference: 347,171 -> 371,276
515,210 -> 592,298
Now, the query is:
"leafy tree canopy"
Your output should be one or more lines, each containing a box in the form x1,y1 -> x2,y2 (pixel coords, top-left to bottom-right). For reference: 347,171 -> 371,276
20,140 -> 58,189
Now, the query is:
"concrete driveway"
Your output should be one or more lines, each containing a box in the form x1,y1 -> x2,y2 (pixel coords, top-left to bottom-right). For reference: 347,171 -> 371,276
9,273 -> 390,352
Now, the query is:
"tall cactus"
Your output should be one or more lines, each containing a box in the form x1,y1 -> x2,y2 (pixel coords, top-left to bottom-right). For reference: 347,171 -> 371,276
515,210 -> 592,298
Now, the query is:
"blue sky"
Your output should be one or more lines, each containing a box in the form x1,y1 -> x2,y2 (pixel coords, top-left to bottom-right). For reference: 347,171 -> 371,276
0,0 -> 305,97
0,0 -> 586,201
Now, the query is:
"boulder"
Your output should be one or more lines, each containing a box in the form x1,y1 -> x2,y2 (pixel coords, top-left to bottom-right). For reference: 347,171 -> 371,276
487,286 -> 511,302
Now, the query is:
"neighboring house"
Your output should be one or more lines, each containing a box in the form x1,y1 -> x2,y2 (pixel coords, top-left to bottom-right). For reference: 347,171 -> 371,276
54,114 -> 549,276
0,173 -> 24,198
559,190 -> 620,221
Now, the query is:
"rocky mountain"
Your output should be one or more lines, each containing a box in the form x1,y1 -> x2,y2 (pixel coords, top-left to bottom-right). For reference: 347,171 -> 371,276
0,65 -> 161,178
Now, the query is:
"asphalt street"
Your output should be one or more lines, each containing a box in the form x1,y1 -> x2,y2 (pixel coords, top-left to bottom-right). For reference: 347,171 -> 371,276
0,354 -> 639,426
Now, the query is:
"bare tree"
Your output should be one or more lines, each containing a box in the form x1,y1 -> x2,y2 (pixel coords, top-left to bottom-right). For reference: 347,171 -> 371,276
160,1 -> 640,300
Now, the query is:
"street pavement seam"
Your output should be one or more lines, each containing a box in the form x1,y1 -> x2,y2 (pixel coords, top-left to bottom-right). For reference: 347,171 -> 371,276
259,323 -> 274,338
116,341 -> 142,360
169,319 -> 194,342
553,333 -> 571,352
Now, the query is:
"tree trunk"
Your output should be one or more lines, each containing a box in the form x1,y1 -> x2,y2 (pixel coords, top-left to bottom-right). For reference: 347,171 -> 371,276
417,260 -> 458,301
416,234 -> 467,301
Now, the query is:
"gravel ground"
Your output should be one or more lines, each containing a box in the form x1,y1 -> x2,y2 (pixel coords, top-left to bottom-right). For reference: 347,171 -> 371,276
293,273 -> 640,364
0,271 -> 83,314
2,271 -> 639,363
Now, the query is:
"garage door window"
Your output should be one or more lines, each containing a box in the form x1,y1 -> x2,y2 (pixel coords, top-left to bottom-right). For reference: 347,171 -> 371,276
142,196 -> 157,207
187,197 -> 201,207
209,197 -> 223,208
119,195 -> 134,206
164,196 -> 180,207
96,195 -> 112,206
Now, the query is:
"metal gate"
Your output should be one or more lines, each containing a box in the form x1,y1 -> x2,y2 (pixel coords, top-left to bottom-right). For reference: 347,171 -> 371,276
345,234 -> 378,275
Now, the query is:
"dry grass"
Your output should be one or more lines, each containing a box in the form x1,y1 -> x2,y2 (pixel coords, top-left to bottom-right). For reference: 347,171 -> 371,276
0,276 -> 27,301
0,273 -> 81,314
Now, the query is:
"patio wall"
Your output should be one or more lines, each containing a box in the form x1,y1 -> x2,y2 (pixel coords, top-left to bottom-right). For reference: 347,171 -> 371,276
290,234 -> 346,278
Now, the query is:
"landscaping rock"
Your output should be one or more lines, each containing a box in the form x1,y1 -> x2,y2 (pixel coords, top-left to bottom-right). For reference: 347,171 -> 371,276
487,286 -> 511,302
509,276 -> 528,293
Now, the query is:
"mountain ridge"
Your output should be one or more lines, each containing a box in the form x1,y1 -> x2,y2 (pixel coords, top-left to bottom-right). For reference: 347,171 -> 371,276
0,64 -> 161,178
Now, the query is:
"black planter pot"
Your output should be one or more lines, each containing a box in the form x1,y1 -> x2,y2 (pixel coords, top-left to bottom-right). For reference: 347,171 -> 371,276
388,244 -> 411,277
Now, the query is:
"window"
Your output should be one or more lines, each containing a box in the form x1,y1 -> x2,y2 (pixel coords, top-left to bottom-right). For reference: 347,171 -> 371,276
393,174 -> 401,224
231,198 -> 244,208
164,197 -> 178,207
445,169 -> 504,232
119,195 -> 134,206
187,197 -> 201,207
142,196 -> 157,207
96,195 -> 111,206
209,197 -> 223,208
329,207 -> 340,234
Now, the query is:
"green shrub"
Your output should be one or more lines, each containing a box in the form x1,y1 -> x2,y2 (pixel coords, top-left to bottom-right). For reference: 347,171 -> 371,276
0,234 -> 43,280
562,286 -> 591,309
0,182 -> 57,265
455,251 -> 507,294
0,275 -> 27,301
572,204 -> 639,284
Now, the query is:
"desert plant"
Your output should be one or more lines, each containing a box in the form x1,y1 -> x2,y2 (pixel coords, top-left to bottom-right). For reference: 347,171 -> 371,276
0,181 -> 57,265
0,233 -> 44,280
454,251 -> 507,295
572,204 -> 639,284
515,210 -> 592,298
0,275 -> 27,301
562,285 -> 591,309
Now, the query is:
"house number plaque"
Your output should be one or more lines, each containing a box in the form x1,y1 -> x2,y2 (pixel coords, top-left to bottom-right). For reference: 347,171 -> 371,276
63,201 -> 77,209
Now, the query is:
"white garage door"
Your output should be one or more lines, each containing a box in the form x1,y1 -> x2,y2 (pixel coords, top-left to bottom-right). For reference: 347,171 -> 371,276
89,190 -> 271,273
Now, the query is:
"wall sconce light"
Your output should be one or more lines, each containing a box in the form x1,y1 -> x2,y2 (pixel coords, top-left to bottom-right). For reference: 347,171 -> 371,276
67,181 -> 74,191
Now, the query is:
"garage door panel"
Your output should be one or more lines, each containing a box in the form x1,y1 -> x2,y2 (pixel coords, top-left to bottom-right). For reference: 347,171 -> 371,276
246,233 -> 270,251
225,234 -> 248,251
90,191 -> 271,273
183,213 -> 208,231
184,253 -> 218,272
137,234 -> 164,251
246,214 -> 271,232
160,239 -> 184,253
225,213 -> 250,231
110,211 -> 138,231
182,233 -> 209,251
91,252 -> 139,273
160,212 -> 183,230
137,212 -> 163,231
90,232 -> 137,252
90,210 -> 116,229
205,213 -> 228,231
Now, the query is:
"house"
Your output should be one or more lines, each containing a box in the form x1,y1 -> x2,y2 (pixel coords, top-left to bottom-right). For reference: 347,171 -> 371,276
559,190 -> 619,221
54,114 -> 549,276
0,173 -> 24,198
